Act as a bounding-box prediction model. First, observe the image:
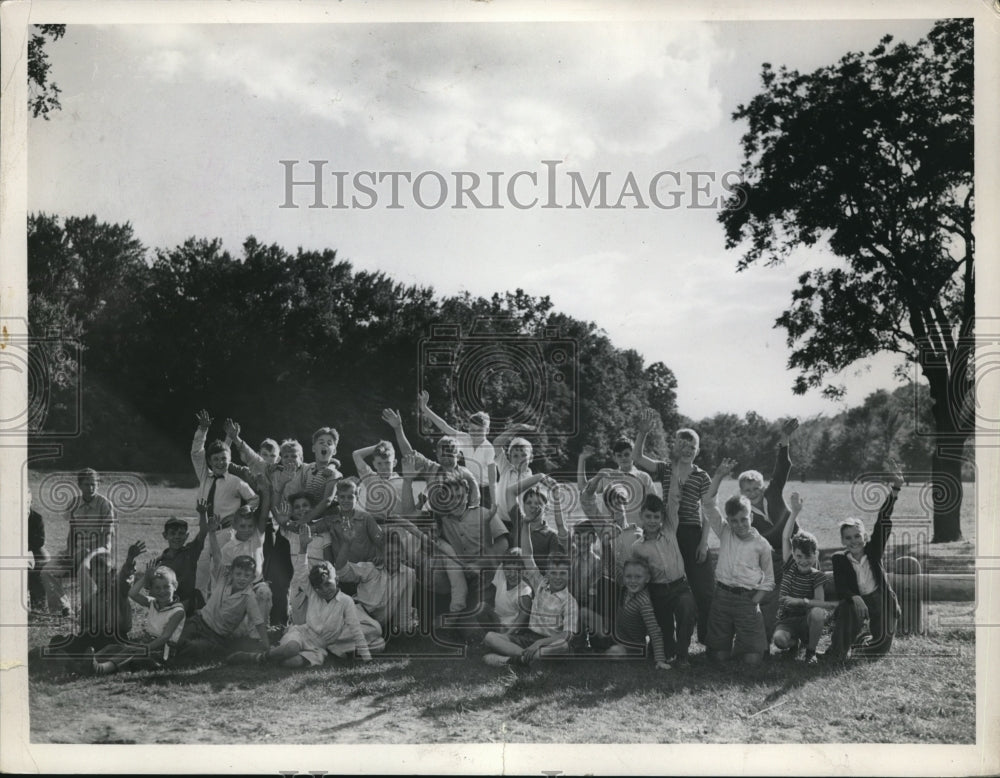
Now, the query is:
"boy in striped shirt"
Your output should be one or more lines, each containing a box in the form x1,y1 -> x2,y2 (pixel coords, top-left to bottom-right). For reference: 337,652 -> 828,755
772,492 -> 836,663
604,558 -> 671,670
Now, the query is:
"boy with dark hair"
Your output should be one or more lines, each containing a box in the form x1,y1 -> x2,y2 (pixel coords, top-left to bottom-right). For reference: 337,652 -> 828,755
633,410 -> 716,645
705,494 -> 774,664
191,409 -> 258,600
294,425 -> 344,521
482,521 -> 579,667
771,492 -> 836,663
627,493 -> 697,666
151,507 -> 210,615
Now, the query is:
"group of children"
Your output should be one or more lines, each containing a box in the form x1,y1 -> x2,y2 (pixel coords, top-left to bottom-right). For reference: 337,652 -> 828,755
31,395 -> 905,675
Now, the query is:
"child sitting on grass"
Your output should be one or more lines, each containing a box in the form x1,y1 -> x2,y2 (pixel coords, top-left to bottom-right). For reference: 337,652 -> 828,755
40,541 -> 144,665
227,557 -> 384,668
604,558 -> 671,670
151,509 -> 209,616
826,462 -> 905,661
704,494 -> 774,665
178,555 -> 270,660
334,531 -> 417,635
479,548 -> 534,632
91,565 -> 187,675
482,521 -> 578,668
770,492 -> 836,664
208,501 -> 272,633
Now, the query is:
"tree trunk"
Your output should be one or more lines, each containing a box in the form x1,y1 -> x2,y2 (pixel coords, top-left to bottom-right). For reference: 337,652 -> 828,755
930,447 -> 964,542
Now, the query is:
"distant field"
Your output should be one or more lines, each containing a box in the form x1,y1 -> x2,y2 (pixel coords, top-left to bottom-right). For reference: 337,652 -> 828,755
25,471 -> 977,558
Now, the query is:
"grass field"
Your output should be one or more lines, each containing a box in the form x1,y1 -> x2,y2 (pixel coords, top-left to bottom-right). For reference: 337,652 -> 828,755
24,472 -> 978,745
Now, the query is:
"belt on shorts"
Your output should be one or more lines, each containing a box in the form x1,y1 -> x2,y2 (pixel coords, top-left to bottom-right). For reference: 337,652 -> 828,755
650,576 -> 687,588
716,581 -> 754,595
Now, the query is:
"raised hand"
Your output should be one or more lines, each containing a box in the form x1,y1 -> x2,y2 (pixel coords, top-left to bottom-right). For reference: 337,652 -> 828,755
781,418 -> 800,440
207,515 -> 222,533
196,498 -> 209,516
381,408 -> 403,430
540,475 -> 558,491
195,409 -> 213,429
417,391 -> 430,411
223,418 -> 239,440
790,491 -> 804,514
638,408 -> 659,434
400,452 -> 418,479
887,458 -> 905,490
714,457 -> 737,479
127,540 -> 146,560
580,444 -> 596,459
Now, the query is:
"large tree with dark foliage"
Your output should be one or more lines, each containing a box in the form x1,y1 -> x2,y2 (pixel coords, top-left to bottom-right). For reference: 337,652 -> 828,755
28,25 -> 65,119
720,19 -> 974,541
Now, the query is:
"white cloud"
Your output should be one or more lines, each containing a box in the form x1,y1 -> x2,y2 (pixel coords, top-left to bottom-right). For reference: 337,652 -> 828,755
123,22 -> 726,166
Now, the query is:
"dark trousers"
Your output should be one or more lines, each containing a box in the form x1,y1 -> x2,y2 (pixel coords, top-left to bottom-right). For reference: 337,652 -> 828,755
647,580 -> 697,659
263,524 -> 293,626
28,546 -> 49,608
829,588 -> 897,658
675,524 -> 715,644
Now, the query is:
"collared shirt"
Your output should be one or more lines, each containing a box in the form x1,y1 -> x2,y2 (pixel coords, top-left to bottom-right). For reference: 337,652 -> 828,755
454,431 -> 496,486
303,589 -> 372,660
630,530 -> 686,584
65,494 -> 115,554
411,452 -> 479,516
285,461 -> 342,506
324,508 -> 383,563
848,553 -> 878,596
192,428 -> 257,520
438,506 -> 509,559
715,524 -> 775,591
337,560 -> 416,616
528,579 -> 579,638
356,469 -> 406,516
494,448 -> 532,525
214,530 -> 265,592
491,568 -> 533,629
200,581 -> 265,637
606,466 -> 655,524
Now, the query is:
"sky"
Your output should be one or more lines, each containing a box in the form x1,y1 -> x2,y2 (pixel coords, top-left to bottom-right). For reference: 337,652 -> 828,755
27,17 -> 943,421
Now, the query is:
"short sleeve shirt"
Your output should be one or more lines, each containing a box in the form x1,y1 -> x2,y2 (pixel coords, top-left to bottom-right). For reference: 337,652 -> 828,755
650,461 -> 710,527
529,579 -> 579,637
777,556 -> 828,619
454,432 -> 496,486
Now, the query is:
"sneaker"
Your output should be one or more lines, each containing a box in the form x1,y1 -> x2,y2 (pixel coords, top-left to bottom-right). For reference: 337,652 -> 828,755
806,653 -> 819,665
483,653 -> 510,667
60,606 -> 71,618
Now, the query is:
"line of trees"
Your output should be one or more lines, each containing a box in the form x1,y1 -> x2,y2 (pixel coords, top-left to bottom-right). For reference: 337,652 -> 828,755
27,213 -> 969,489
27,213 -> 680,474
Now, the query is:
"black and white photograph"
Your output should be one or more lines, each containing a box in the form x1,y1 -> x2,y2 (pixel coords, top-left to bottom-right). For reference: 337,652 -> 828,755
1,0 -> 997,774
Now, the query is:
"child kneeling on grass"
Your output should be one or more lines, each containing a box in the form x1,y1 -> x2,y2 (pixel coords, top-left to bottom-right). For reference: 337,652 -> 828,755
770,492 -> 836,664
91,565 -> 186,675
177,555 -> 270,659
482,521 -> 578,668
227,557 -> 384,668
825,462 -> 904,661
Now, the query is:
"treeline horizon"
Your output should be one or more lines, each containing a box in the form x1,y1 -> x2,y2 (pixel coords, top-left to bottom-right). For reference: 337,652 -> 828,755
26,213 -> 967,482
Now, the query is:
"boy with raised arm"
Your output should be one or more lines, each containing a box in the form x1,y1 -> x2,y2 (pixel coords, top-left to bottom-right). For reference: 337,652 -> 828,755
419,390 -> 497,508
770,492 -> 836,663
711,418 -> 800,642
292,426 -> 344,522
191,409 -> 259,600
151,507 -> 210,615
482,517 -> 578,668
578,439 -> 655,525
633,409 -> 715,645
493,423 -> 549,530
626,494 -> 697,666
704,494 -> 774,664
826,462 -> 905,661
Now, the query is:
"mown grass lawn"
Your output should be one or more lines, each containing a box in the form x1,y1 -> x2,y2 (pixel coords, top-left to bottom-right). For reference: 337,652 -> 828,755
24,473 -> 977,745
